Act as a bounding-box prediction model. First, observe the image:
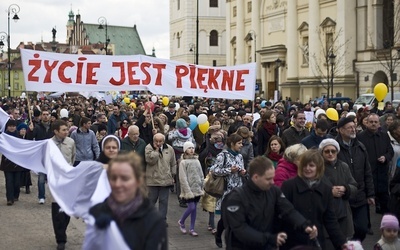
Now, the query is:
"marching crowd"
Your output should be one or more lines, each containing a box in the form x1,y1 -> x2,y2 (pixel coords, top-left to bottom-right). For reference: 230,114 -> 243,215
1,94 -> 400,249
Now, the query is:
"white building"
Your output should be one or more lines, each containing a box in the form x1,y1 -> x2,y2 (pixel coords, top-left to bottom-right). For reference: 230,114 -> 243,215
169,0 -> 226,66
227,0 -> 400,102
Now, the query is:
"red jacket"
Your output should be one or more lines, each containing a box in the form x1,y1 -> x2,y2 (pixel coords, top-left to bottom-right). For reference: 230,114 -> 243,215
274,158 -> 298,187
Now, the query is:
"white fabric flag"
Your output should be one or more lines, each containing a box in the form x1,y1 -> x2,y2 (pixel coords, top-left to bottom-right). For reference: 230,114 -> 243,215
0,108 -> 129,249
0,107 -> 10,132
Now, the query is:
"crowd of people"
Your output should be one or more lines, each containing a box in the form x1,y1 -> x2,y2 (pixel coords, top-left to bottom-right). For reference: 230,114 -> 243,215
1,94 -> 400,249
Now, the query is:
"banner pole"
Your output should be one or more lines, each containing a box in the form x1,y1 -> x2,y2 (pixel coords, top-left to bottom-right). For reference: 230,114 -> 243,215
26,91 -> 33,123
145,90 -> 154,128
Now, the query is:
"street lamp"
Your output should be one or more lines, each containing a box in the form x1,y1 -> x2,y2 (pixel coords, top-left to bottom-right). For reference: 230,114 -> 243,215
0,31 -> 7,97
7,3 -> 20,97
98,16 -> 110,55
189,43 -> 196,64
248,30 -> 256,62
329,51 -> 336,99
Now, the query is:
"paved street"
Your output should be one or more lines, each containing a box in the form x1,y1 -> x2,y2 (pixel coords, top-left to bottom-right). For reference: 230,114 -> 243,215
0,173 -> 382,249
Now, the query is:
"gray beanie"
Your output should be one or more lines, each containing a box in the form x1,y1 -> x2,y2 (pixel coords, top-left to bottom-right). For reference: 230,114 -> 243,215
319,138 -> 340,153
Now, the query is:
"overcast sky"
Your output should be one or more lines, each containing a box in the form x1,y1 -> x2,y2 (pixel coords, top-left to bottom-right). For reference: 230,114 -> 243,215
0,0 -> 170,58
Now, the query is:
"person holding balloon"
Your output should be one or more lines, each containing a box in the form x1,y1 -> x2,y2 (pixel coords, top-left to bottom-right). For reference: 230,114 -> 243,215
136,103 -> 157,144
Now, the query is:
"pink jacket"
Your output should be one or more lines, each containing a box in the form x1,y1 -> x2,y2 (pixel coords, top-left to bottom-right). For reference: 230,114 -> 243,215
274,158 -> 298,187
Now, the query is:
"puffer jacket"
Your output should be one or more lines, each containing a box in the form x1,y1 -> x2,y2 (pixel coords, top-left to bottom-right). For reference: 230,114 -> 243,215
274,158 -> 298,187
145,142 -> 176,187
335,135 -> 375,207
179,154 -> 204,200
240,139 -> 254,170
168,128 -> 196,148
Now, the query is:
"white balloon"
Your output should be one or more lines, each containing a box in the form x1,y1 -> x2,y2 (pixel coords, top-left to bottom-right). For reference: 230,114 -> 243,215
197,114 -> 208,125
21,92 -> 26,98
151,96 -> 158,103
175,102 -> 180,110
60,108 -> 69,118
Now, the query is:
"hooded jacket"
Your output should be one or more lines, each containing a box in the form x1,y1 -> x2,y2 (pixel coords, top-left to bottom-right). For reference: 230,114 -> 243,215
178,154 -> 204,200
168,128 -> 195,149
274,158 -> 298,187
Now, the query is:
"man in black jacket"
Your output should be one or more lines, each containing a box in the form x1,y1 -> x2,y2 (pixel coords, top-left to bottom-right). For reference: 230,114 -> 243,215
357,113 -> 393,214
222,157 -> 318,250
336,117 -> 375,242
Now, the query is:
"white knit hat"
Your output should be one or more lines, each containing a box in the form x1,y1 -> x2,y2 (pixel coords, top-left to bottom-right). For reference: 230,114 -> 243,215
183,141 -> 195,152
319,138 -> 340,153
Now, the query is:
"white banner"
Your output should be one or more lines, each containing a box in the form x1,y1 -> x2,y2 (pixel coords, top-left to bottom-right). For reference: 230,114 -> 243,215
21,49 -> 256,100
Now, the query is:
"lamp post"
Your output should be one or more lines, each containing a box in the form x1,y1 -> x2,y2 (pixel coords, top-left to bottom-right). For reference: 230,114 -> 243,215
248,30 -> 256,62
195,0 -> 199,65
98,16 -> 110,55
189,43 -> 196,64
329,51 -> 336,99
275,58 -> 282,103
0,31 -> 8,97
7,4 -> 20,97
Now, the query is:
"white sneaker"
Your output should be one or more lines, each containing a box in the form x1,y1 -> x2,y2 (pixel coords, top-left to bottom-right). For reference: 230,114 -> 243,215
39,198 -> 45,204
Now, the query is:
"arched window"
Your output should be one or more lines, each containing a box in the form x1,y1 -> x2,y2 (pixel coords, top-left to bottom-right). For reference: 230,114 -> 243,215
210,30 -> 218,46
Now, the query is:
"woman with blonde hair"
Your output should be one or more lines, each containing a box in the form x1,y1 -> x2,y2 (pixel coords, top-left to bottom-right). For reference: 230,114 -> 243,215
273,143 -> 307,187
84,152 -> 167,249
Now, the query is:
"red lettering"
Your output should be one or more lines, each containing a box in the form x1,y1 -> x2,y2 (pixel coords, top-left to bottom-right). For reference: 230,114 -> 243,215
175,65 -> 189,88
196,68 -> 208,91
86,63 -> 100,84
221,70 -> 234,90
207,69 -> 220,90
110,62 -> 125,86
58,61 -> 74,83
43,60 -> 58,83
127,62 -> 140,85
76,57 -> 88,84
235,70 -> 248,91
189,65 -> 197,88
27,53 -> 41,82
140,62 -> 151,85
152,64 -> 166,85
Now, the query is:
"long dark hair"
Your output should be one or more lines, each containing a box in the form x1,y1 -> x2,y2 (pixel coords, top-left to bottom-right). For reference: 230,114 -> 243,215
265,135 -> 285,156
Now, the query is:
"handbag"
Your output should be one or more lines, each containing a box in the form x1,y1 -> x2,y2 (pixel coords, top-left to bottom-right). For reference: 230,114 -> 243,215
204,153 -> 227,198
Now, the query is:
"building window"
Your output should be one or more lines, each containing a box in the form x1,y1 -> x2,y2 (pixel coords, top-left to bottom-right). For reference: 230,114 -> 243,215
326,32 -> 333,54
210,0 -> 218,8
14,82 -> 18,90
177,32 -> 181,48
233,6 -> 237,17
210,30 -> 218,46
177,0 -> 180,10
213,60 -> 217,66
247,1 -> 252,13
13,71 -> 18,80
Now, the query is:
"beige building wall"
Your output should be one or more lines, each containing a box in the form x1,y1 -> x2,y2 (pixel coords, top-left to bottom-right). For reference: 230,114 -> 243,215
170,0 -> 226,66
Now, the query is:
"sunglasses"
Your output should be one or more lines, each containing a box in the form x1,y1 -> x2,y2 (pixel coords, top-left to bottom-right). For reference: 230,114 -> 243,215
323,149 -> 337,154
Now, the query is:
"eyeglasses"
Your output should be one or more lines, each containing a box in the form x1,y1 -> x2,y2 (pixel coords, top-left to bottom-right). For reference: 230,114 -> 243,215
323,149 -> 337,154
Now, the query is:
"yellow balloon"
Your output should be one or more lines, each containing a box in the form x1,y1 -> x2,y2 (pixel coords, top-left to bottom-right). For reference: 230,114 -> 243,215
374,83 -> 388,102
326,108 -> 339,121
124,97 -> 131,104
130,102 -> 137,109
242,99 -> 249,104
198,121 -> 210,134
162,97 -> 170,106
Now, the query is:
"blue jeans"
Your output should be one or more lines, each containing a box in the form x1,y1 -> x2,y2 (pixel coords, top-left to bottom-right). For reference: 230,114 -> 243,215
4,171 -> 21,201
38,172 -> 47,199
148,186 -> 170,221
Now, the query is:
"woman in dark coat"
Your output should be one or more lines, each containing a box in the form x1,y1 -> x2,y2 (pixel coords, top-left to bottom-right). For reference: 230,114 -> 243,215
83,152 -> 167,250
0,120 -> 25,205
256,110 -> 278,156
280,149 -> 347,250
319,138 -> 358,249
17,122 -> 32,194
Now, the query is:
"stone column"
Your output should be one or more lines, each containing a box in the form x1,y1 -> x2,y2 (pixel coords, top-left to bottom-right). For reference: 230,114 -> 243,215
287,0 -> 298,79
367,0 -> 374,48
226,0 -> 231,65
252,0 -> 260,80
308,0 -> 320,77
396,0 -> 400,47
236,0 -> 245,65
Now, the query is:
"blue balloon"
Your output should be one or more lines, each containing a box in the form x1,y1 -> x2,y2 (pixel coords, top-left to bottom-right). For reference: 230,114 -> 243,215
189,114 -> 198,130
261,100 -> 267,108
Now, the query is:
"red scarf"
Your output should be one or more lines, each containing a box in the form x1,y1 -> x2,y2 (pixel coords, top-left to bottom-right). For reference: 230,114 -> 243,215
268,152 -> 282,162
263,122 -> 277,136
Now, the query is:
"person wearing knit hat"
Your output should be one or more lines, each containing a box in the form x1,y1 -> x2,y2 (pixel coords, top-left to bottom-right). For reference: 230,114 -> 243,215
336,112 -> 375,242
183,141 -> 195,153
176,118 -> 187,129
319,138 -> 358,242
178,138 -> 203,236
374,214 -> 400,249
17,122 -> 28,132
